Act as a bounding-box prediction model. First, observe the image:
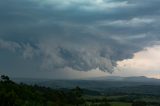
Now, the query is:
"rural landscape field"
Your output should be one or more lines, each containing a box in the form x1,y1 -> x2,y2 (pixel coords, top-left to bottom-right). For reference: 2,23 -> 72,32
1,75 -> 160,106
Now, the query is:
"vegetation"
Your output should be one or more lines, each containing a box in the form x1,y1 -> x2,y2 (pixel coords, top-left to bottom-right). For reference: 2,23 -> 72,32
0,75 -> 86,106
0,75 -> 160,106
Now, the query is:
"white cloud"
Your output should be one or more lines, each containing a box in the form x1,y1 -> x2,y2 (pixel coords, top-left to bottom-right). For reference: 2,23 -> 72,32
0,39 -> 38,59
22,43 -> 37,59
38,40 -> 114,72
110,34 -> 147,44
0,39 -> 21,52
112,18 -> 154,27
38,0 -> 130,11
115,45 -> 160,79
98,18 -> 154,27
79,0 -> 129,11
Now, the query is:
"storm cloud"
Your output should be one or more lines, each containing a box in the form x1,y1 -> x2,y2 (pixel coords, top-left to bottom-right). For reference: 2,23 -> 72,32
0,0 -> 160,77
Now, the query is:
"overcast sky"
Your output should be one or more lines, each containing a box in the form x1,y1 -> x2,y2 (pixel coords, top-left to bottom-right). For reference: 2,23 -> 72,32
0,0 -> 160,79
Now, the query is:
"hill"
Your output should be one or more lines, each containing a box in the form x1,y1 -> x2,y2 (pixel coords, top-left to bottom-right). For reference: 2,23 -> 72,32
12,76 -> 160,91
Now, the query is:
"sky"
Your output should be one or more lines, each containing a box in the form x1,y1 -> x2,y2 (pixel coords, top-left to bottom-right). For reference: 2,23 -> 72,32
0,0 -> 160,79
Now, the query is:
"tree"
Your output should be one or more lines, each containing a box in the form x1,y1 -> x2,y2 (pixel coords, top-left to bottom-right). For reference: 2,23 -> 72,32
132,101 -> 147,106
67,86 -> 85,106
72,86 -> 83,97
1,75 -> 10,82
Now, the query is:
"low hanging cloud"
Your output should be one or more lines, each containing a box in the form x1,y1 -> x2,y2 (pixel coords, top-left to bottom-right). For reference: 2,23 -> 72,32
0,39 -> 38,59
0,39 -> 21,52
39,40 -> 114,72
0,38 -> 115,72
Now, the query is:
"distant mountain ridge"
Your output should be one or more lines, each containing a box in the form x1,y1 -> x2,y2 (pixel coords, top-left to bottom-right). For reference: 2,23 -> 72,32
86,76 -> 160,82
12,76 -> 160,91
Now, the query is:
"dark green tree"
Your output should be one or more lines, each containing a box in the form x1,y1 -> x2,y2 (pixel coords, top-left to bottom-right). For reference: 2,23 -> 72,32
1,75 -> 10,82
132,101 -> 147,106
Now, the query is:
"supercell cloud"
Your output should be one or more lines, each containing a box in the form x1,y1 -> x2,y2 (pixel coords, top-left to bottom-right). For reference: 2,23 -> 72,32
0,0 -> 160,78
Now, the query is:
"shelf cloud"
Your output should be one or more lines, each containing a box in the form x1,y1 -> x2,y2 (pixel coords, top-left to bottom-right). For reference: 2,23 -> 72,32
0,0 -> 160,78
